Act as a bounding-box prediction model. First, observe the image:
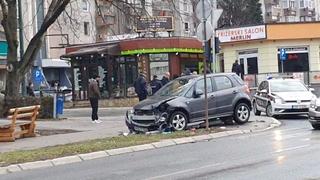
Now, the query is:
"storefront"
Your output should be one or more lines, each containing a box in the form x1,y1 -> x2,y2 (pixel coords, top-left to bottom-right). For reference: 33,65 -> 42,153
216,22 -> 320,74
63,37 -> 203,100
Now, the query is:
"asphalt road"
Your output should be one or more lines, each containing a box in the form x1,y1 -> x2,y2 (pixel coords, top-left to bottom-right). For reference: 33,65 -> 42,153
3,116 -> 320,180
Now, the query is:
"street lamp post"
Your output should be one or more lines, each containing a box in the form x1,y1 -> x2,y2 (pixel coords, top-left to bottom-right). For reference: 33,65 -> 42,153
201,0 -> 209,130
18,0 -> 26,96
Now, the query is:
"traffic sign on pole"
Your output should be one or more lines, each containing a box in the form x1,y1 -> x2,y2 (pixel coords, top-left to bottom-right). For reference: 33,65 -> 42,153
279,48 -> 287,73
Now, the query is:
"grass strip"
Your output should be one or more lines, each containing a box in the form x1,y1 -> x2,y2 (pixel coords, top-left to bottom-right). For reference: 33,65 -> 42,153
0,129 -> 220,167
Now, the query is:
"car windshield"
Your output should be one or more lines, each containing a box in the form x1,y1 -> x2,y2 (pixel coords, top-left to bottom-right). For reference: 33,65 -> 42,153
270,81 -> 307,92
155,78 -> 194,96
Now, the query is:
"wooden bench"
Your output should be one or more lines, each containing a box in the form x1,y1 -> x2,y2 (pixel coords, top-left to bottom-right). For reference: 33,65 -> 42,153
0,105 -> 40,142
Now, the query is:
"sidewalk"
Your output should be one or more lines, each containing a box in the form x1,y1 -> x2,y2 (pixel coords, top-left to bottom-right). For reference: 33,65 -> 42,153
0,108 -> 276,153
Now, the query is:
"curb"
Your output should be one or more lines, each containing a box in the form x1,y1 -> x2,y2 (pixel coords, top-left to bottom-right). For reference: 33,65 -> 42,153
0,118 -> 281,175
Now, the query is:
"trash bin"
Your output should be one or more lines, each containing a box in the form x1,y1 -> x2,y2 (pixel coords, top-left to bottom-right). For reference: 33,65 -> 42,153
56,92 -> 64,115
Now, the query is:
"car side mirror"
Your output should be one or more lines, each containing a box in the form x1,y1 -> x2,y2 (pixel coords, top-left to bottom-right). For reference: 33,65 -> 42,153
194,89 -> 204,98
259,89 -> 267,94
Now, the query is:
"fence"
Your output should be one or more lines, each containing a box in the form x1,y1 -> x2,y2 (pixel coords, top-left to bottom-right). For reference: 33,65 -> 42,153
244,71 -> 320,97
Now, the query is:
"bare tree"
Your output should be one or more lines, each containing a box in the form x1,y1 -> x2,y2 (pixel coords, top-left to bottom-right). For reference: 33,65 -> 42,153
0,0 -> 71,98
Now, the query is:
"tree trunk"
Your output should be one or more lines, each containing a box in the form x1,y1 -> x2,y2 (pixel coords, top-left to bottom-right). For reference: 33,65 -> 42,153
5,71 -> 20,98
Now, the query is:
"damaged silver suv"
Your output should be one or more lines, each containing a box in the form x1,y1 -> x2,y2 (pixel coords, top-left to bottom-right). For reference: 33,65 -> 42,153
126,73 -> 252,133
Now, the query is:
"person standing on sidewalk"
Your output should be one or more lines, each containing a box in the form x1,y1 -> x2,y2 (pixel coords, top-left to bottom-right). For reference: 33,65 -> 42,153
134,72 -> 148,101
88,75 -> 102,123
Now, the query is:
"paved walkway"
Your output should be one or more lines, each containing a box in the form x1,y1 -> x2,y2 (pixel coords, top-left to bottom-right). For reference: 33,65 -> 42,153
0,108 -> 276,153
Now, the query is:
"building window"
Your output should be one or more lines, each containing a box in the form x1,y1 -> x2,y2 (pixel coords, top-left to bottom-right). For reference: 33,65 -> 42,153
84,22 -> 89,35
82,0 -> 89,11
299,0 -> 305,8
281,0 -> 289,8
184,22 -> 189,31
289,0 -> 295,8
183,0 -> 188,12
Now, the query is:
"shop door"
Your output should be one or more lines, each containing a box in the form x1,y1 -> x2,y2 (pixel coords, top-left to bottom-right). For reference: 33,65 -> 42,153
239,54 -> 258,75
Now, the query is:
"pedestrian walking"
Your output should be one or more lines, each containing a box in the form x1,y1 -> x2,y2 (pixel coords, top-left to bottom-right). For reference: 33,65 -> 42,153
134,73 -> 148,101
88,75 -> 101,123
150,75 -> 162,95
26,82 -> 35,97
161,72 -> 170,86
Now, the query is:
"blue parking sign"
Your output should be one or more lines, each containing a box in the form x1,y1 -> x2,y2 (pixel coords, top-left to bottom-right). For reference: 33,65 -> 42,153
280,48 -> 287,61
33,68 -> 43,84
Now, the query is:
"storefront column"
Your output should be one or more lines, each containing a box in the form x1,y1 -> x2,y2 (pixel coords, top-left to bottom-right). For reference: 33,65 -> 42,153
107,55 -> 113,98
169,53 -> 180,78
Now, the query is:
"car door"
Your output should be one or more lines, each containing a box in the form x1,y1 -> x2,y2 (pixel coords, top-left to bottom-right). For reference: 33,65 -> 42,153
185,78 -> 214,121
255,81 -> 269,111
212,76 -> 237,116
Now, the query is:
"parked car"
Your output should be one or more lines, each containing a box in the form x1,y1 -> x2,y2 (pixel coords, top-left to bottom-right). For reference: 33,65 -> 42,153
252,79 -> 316,117
126,73 -> 252,133
309,98 -> 320,129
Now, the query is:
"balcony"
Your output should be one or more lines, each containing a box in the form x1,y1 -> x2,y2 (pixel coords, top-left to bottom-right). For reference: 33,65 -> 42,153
300,7 -> 315,17
283,8 -> 297,16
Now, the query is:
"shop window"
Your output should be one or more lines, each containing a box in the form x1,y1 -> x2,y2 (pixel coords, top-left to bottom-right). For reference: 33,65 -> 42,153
277,48 -> 309,73
149,54 -> 169,80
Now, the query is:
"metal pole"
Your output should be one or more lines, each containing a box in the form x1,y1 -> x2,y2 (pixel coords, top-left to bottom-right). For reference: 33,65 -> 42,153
18,0 -> 26,96
202,0 -> 209,130
211,0 -> 216,73
281,61 -> 284,73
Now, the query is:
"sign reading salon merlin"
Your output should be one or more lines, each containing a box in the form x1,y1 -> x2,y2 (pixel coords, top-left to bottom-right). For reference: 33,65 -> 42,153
136,16 -> 174,32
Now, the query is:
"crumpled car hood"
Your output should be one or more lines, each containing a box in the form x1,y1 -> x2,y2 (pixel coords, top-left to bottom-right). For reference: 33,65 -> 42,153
134,96 -> 177,110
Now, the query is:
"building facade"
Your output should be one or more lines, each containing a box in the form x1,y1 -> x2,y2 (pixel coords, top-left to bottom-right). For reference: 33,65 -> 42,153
216,22 -> 320,83
19,0 -> 97,89
262,0 -> 318,23
95,0 -> 196,42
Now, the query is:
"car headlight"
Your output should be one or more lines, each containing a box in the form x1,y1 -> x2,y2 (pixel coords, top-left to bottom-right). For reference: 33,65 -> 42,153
128,109 -> 134,114
310,97 -> 320,110
274,98 -> 283,104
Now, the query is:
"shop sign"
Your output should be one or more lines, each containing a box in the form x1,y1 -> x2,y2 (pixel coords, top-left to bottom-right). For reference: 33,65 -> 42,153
216,25 -> 266,43
310,72 -> 320,84
136,16 -> 174,32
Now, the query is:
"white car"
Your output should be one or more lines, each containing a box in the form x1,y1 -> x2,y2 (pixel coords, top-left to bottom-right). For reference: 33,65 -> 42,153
309,98 -> 320,129
252,79 -> 316,117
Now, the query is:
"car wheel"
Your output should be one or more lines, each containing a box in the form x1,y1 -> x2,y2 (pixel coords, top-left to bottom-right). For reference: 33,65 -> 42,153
253,101 -> 261,116
234,103 -> 250,124
170,111 -> 188,131
266,104 -> 273,117
311,124 -> 320,130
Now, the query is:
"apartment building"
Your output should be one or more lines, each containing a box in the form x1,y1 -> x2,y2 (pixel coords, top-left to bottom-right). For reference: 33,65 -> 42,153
262,0 -> 317,23
96,0 -> 196,41
20,0 -> 96,88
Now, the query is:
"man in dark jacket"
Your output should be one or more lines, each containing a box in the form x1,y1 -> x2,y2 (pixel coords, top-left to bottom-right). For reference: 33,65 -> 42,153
134,73 -> 148,101
161,72 -> 170,86
150,75 -> 162,95
232,60 -> 242,76
88,75 -> 101,123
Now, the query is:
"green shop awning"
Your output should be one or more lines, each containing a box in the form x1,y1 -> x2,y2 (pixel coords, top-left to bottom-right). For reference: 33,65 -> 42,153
121,48 -> 203,56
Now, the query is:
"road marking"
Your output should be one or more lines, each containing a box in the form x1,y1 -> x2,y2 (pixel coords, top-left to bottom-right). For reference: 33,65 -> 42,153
146,163 -> 221,180
274,144 -> 310,153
